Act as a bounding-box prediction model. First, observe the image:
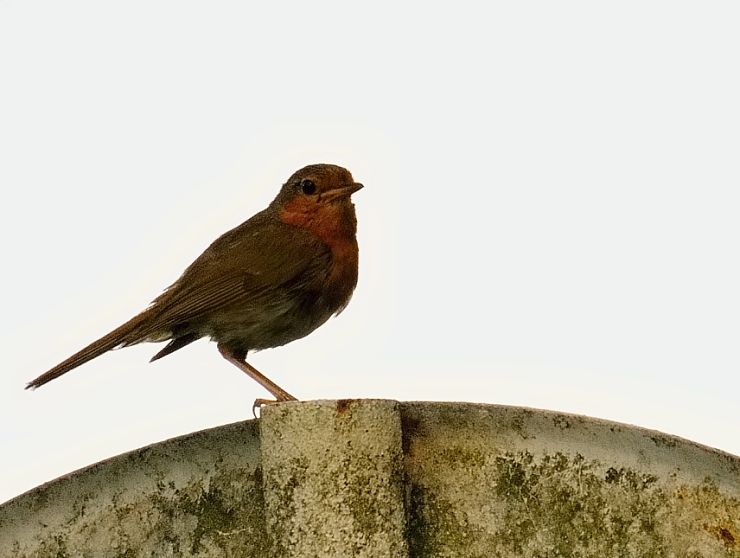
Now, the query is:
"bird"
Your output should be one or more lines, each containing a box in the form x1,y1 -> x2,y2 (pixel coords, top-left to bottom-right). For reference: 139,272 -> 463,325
26,163 -> 363,406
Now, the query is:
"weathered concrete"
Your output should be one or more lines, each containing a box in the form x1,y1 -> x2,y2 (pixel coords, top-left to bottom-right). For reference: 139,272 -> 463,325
402,403 -> 740,557
261,399 -> 408,557
1,401 -> 738,557
0,421 -> 266,557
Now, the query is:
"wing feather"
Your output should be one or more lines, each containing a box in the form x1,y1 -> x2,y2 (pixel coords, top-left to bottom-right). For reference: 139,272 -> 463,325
134,215 -> 331,338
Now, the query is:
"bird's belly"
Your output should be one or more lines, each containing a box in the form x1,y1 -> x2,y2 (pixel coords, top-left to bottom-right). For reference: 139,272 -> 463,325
204,294 -> 336,352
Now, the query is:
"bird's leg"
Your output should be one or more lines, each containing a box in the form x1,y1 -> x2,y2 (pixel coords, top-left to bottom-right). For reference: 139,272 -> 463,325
217,343 -> 298,408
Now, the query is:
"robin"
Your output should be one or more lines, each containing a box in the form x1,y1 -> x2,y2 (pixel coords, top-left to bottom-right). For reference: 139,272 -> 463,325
26,163 -> 363,406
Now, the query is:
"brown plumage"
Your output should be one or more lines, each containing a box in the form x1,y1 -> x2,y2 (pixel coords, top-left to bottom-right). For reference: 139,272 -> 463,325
26,163 -> 363,402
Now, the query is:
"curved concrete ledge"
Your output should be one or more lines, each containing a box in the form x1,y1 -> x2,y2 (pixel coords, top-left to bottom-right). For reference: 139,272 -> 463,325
0,420 -> 266,556
1,401 -> 738,557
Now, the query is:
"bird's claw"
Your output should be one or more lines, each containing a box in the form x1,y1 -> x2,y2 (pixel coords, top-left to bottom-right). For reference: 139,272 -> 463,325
252,398 -> 277,418
251,396 -> 299,418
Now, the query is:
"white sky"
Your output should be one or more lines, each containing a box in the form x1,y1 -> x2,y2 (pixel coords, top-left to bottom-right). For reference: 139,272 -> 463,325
1,1 -> 738,504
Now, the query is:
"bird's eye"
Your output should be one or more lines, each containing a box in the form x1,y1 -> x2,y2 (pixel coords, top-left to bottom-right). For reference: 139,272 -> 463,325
300,179 -> 317,195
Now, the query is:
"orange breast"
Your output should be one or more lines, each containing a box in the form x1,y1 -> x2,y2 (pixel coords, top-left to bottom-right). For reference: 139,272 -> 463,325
279,197 -> 359,289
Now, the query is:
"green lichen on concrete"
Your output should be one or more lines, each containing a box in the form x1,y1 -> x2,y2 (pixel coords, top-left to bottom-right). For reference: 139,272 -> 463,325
343,450 -> 405,542
1,420 -> 267,558
264,455 -> 309,552
649,434 -> 678,449
491,451 -> 665,556
30,534 -> 71,558
177,466 -> 267,556
671,478 -> 740,555
7,465 -> 268,558
408,449 -> 740,558
407,483 -> 461,557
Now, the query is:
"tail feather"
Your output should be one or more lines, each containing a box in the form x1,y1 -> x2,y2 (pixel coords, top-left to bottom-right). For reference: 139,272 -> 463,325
149,332 -> 199,362
26,311 -> 153,390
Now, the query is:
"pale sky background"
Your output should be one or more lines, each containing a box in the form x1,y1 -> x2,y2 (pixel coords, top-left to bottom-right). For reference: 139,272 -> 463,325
1,1 -> 738,504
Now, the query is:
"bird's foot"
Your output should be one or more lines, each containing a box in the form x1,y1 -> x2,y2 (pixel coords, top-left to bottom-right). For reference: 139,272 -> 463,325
252,396 -> 298,418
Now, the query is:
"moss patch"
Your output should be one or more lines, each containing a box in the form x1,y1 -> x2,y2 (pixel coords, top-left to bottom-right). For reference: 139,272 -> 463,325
408,450 -> 740,557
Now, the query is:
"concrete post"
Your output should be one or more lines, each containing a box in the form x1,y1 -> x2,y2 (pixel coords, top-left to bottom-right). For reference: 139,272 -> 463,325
260,399 -> 408,558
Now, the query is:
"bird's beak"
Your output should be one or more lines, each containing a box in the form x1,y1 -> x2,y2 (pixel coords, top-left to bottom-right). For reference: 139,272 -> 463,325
322,182 -> 364,202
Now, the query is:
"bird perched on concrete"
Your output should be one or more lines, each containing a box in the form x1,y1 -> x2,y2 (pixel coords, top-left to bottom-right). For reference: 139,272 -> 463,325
27,163 -> 363,405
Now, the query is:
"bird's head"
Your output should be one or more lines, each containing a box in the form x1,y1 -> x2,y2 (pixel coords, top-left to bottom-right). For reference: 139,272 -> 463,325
273,164 -> 363,241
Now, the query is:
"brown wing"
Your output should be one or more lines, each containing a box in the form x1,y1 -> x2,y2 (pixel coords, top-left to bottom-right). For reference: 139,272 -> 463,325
137,212 -> 331,337
27,211 -> 330,389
